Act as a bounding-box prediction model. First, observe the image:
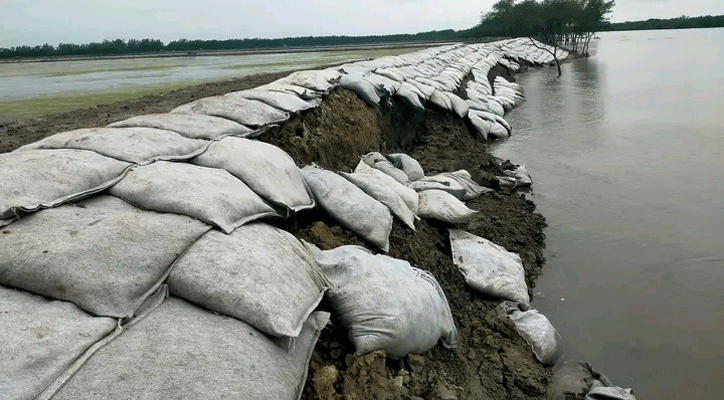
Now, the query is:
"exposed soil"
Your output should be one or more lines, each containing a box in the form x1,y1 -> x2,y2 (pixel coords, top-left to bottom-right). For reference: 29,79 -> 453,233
2,68 -> 553,399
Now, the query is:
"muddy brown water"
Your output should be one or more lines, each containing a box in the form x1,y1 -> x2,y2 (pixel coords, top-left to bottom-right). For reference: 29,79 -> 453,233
492,28 -> 724,399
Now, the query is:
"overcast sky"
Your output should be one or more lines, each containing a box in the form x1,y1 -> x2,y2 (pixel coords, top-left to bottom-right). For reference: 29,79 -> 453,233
3,0 -> 724,48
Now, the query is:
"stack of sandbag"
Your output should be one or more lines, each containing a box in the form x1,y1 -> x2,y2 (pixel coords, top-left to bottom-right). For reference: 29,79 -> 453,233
492,75 -> 525,111
107,113 -> 259,140
552,361 -> 637,400
305,243 -> 458,359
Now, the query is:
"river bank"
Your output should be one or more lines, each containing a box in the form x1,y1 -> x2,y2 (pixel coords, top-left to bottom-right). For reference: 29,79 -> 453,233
3,51 -> 556,398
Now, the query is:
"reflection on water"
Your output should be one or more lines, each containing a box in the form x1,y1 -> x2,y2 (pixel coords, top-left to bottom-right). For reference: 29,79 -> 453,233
492,28 -> 724,399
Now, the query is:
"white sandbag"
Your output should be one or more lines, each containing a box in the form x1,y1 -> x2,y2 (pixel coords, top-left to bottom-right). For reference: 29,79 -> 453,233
496,301 -> 561,365
415,171 -> 492,200
0,149 -> 130,224
448,229 -> 530,306
429,89 -> 453,111
225,90 -> 321,113
0,286 -> 117,400
363,72 -> 401,96
586,387 -> 637,400
446,92 -> 470,118
171,95 -> 290,127
374,68 -> 405,82
338,74 -> 380,106
340,172 -> 415,230
277,69 -> 340,92
305,244 -> 458,358
417,190 -> 475,224
394,83 -> 425,110
301,166 -> 392,252
503,163 -> 533,187
107,113 -> 254,140
168,223 -> 328,339
407,79 -> 436,100
192,136 -> 314,214
354,160 -> 419,213
16,127 -> 209,165
468,113 -> 491,141
487,98 -> 506,117
109,161 -> 280,233
386,153 -> 425,181
489,121 -> 510,139
255,82 -> 323,100
53,298 -> 329,400
362,152 -> 410,185
0,196 -> 210,318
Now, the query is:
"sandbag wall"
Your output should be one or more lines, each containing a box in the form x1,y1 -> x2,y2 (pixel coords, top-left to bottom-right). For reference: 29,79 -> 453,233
0,38 -> 607,400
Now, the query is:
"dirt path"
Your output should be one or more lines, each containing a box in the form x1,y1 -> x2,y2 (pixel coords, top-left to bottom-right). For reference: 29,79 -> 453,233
1,69 -> 554,399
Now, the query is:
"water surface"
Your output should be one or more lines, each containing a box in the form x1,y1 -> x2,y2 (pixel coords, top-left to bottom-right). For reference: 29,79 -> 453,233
492,28 -> 724,398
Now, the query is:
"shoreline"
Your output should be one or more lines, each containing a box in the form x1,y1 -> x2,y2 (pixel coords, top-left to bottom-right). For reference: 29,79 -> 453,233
2,47 -> 562,398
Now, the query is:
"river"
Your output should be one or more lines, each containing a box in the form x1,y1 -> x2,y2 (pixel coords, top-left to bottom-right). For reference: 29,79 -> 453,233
492,28 -> 724,398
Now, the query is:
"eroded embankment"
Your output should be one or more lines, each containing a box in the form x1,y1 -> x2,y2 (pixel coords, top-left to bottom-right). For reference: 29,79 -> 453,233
261,87 -> 551,399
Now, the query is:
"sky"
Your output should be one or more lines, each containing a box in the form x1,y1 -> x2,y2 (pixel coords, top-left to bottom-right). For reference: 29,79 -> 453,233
3,0 -> 724,48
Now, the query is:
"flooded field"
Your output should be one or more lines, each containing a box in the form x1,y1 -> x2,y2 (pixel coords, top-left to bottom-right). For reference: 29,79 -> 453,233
0,46 -> 420,122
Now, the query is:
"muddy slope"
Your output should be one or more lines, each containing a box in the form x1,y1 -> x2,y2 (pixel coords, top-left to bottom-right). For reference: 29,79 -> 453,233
1,71 -> 552,399
264,89 -> 551,399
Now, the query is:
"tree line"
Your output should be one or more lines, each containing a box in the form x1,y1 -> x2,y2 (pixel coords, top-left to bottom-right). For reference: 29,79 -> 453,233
602,14 -> 724,31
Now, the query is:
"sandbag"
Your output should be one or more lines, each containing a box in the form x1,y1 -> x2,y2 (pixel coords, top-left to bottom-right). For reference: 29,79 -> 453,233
255,82 -> 323,100
489,121 -> 510,139
448,229 -> 530,307
446,91 -> 470,118
503,163 -> 533,187
429,89 -> 453,111
107,113 -> 254,140
467,113 -> 491,141
338,74 -> 380,106
16,127 -> 209,165
0,195 -> 210,318
340,172 -> 415,230
108,161 -> 280,233
413,171 -> 492,200
277,69 -> 340,92
53,297 -> 329,400
417,190 -> 475,224
0,286 -> 116,400
496,301 -> 561,365
302,166 -> 393,252
386,153 -> 425,181
171,95 -> 290,127
0,149 -> 130,225
192,136 -> 314,214
168,223 -> 328,339
305,244 -> 457,358
354,160 -> 419,213
394,83 -> 425,110
361,152 -> 410,185
552,361 -> 636,400
225,90 -> 322,113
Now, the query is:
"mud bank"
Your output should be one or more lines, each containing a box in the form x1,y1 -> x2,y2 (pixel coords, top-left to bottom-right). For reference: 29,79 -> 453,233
2,66 -> 551,399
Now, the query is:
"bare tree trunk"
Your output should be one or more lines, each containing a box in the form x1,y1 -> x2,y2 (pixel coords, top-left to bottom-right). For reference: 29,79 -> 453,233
527,37 -> 562,77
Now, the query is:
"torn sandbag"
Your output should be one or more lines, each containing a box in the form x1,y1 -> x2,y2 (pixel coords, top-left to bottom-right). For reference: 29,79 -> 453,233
168,223 -> 328,339
354,160 -> 419,213
417,190 -> 476,224
496,301 -> 561,365
0,196 -> 210,318
0,286 -> 117,400
302,166 -> 393,252
192,136 -> 314,214
52,298 -> 329,400
503,163 -> 533,187
361,152 -> 410,185
225,90 -> 322,113
276,69 -> 340,92
107,113 -> 254,140
0,149 -> 130,225
171,95 -> 290,128
108,161 -> 280,233
338,74 -> 381,107
386,153 -> 425,182
305,243 -> 457,359
340,172 -> 415,230
448,229 -> 530,307
16,127 -> 209,165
